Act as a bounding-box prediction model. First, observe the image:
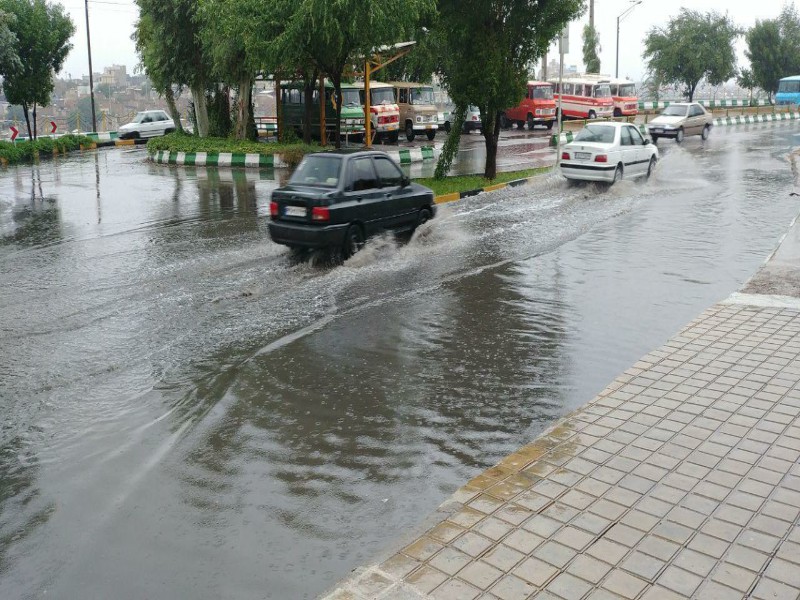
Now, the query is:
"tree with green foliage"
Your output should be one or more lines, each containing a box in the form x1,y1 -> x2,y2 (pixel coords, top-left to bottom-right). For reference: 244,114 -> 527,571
746,5 -> 800,103
736,68 -> 759,105
643,9 -> 740,102
133,0 -> 211,136
0,0 -> 74,140
582,24 -> 601,74
435,0 -> 583,180
0,9 -> 21,79
275,0 -> 433,148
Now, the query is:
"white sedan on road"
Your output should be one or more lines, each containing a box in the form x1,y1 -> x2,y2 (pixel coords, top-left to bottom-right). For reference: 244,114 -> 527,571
118,110 -> 176,140
560,122 -> 658,185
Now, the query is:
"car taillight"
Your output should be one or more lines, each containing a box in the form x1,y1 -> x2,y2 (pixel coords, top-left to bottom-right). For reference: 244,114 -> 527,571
312,207 -> 330,222
561,152 -> 570,160
472,115 -> 478,120
595,155 -> 608,163
270,201 -> 278,217
370,107 -> 379,114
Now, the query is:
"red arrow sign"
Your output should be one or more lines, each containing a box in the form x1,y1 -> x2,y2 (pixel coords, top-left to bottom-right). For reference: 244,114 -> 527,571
10,126 -> 18,141
50,121 -> 57,134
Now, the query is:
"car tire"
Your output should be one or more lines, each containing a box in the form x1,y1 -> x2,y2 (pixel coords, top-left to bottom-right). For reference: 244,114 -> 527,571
701,125 -> 710,140
517,120 -> 526,129
646,156 -> 656,179
676,128 -> 684,143
130,131 -> 140,139
526,113 -> 534,129
164,128 -> 175,135
650,135 -> 659,144
426,130 -> 436,141
614,108 -> 622,118
416,207 -> 432,229
405,123 -> 415,142
611,165 -> 623,185
545,121 -> 554,130
588,110 -> 597,120
387,130 -> 399,143
342,224 -> 365,259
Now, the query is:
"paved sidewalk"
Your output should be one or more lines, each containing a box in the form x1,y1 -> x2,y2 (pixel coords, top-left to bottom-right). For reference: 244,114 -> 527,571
322,218 -> 800,600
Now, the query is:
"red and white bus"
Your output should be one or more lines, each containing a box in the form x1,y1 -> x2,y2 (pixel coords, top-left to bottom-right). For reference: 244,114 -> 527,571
501,81 -> 557,130
582,75 -> 638,117
550,76 -> 614,120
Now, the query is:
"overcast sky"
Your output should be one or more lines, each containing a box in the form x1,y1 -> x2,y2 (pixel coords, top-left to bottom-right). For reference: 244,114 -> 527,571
57,0 -> 783,84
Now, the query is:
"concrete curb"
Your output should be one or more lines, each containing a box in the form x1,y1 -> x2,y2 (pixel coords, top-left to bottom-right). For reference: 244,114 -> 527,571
85,131 -> 119,141
639,99 -> 772,110
433,174 -> 542,205
712,112 -> 800,126
149,146 -> 441,169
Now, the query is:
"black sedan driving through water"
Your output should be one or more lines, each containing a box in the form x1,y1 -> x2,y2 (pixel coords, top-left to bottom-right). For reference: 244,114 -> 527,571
268,151 -> 436,257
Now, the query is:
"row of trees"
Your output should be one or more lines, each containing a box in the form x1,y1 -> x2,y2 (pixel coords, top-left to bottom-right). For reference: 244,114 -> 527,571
0,0 -> 74,140
133,0 -> 585,178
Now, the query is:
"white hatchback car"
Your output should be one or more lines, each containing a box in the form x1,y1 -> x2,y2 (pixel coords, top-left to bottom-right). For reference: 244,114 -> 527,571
118,110 -> 175,139
560,122 -> 658,185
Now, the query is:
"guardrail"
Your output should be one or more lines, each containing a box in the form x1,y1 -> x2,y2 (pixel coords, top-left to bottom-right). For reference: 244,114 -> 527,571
639,99 -> 773,110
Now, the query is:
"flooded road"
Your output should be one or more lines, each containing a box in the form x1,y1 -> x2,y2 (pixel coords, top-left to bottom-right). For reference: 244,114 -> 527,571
2,126 -> 800,599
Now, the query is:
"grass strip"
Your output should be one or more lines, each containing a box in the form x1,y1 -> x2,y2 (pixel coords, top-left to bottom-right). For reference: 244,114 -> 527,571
0,134 -> 96,166
415,167 -> 551,197
146,132 -> 320,167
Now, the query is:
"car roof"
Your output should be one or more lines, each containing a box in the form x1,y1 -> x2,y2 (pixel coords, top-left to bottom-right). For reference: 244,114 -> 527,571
308,149 -> 394,158
582,122 -> 635,128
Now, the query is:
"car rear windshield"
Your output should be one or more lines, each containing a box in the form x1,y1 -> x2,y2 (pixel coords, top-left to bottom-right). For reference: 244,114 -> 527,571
532,85 -> 553,100
289,155 -> 342,187
574,124 -> 616,144
662,105 -> 688,116
371,88 -> 395,105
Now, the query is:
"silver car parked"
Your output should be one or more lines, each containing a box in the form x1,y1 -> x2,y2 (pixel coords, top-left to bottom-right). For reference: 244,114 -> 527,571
647,102 -> 713,143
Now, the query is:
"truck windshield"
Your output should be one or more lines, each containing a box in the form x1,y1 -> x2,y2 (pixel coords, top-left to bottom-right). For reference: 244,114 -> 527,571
532,86 -> 553,100
618,84 -> 636,97
371,88 -> 395,105
593,85 -> 611,98
410,88 -> 434,105
289,155 -> 342,187
341,89 -> 361,107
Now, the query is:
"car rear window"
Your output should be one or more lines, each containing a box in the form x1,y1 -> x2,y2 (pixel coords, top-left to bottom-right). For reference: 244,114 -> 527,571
289,155 -> 342,187
574,125 -> 616,144
662,105 -> 688,116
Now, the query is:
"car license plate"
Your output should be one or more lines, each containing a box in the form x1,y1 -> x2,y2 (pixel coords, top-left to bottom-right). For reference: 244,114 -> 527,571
285,206 -> 306,218
653,128 -> 663,133
387,124 -> 398,130
575,151 -> 591,160
425,125 -> 434,129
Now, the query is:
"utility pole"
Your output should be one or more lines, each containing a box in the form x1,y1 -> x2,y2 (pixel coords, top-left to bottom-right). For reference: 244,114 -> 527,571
590,0 -> 594,28
85,0 -> 97,133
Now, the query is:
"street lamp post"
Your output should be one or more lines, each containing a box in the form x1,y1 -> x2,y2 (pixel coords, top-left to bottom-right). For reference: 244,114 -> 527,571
616,0 -> 642,78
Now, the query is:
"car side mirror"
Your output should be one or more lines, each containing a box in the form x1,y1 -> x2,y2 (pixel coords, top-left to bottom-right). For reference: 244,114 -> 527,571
644,139 -> 651,145
401,176 -> 410,187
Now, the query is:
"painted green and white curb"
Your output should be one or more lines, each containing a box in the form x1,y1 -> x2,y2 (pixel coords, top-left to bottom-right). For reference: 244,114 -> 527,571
713,112 -> 800,126
549,131 -> 574,146
391,146 -> 440,164
639,99 -> 773,110
85,131 -> 119,141
150,150 -> 290,168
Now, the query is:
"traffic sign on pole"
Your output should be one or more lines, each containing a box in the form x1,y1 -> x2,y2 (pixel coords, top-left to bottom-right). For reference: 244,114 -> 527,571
50,121 -> 57,134
10,126 -> 18,141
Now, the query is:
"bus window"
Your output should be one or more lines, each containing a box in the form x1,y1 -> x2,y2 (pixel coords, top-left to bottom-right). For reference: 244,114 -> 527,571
779,80 -> 800,93
398,88 -> 408,104
584,85 -> 592,97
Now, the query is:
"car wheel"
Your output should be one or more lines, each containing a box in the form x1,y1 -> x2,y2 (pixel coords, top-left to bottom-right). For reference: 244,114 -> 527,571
130,131 -> 140,139
387,130 -> 399,143
426,130 -> 436,141
701,125 -> 710,140
526,113 -> 534,129
416,207 -> 432,228
405,123 -> 415,142
588,110 -> 597,120
613,108 -> 622,118
164,128 -> 175,135
675,128 -> 684,143
517,120 -> 526,129
545,121 -> 554,130
443,121 -> 451,133
342,224 -> 365,259
611,165 -> 623,185
650,135 -> 659,143
646,156 -> 656,179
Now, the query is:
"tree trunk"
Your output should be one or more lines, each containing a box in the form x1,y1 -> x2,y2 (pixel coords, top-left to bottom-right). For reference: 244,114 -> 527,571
191,86 -> 209,137
164,85 -> 183,133
331,74 -> 342,149
234,74 -> 253,140
303,75 -> 317,144
33,104 -> 38,140
482,111 -> 501,180
22,102 -> 32,141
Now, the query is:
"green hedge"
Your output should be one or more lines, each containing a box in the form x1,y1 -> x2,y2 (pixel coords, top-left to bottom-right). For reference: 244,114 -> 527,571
146,132 -> 320,167
0,134 -> 95,165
